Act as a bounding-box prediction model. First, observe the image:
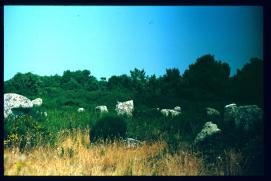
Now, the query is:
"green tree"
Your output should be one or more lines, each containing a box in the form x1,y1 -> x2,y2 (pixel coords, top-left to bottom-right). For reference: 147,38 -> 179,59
231,58 -> 263,106
60,70 -> 98,91
182,54 -> 230,100
130,68 -> 146,92
161,68 -> 182,96
107,74 -> 132,90
40,75 -> 61,88
4,72 -> 42,98
99,77 -> 107,91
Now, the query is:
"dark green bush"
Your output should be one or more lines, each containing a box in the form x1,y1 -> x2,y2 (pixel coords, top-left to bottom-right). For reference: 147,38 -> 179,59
90,114 -> 127,142
4,115 -> 50,151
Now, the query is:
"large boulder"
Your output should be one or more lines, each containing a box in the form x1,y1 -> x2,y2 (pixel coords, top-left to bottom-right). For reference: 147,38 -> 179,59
4,93 -> 33,119
115,100 -> 134,116
194,122 -> 221,144
95,105 -> 108,113
224,103 -> 263,130
224,103 -> 238,121
32,98 -> 43,107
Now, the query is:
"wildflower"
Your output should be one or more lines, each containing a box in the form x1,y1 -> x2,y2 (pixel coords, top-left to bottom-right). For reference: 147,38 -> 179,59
19,154 -> 27,162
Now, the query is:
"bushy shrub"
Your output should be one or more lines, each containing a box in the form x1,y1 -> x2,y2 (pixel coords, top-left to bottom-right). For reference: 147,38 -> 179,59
133,107 -> 161,120
4,115 -> 50,151
90,114 -> 127,142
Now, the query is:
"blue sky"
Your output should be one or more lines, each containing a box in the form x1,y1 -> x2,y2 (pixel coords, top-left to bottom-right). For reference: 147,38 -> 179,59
4,6 -> 263,81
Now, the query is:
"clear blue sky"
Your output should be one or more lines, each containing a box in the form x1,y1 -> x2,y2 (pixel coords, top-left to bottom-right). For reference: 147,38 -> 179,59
4,6 -> 263,81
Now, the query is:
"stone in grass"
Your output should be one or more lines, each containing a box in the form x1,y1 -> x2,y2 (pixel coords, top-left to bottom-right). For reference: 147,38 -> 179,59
77,107 -> 85,112
32,98 -> 43,107
115,100 -> 134,117
4,93 -> 33,119
124,138 -> 143,149
95,105 -> 108,113
206,107 -> 220,117
224,103 -> 263,131
194,121 -> 221,144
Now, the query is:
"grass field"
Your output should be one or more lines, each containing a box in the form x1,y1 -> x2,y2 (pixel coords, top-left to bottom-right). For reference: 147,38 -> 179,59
4,128 -> 244,176
4,103 -> 263,176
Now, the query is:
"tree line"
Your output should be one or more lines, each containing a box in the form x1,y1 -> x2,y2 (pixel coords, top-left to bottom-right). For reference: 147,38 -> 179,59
4,54 -> 263,108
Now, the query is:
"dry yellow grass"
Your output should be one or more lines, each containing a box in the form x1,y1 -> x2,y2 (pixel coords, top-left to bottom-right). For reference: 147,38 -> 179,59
4,129 -> 242,176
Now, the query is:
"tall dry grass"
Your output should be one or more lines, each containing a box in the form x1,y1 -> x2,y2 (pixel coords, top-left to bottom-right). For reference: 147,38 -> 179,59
4,128 -> 243,176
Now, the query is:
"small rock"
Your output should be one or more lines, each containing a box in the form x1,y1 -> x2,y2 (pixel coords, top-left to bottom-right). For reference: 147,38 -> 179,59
174,106 -> 181,112
125,138 -> 142,149
161,107 -> 182,118
32,98 -> 43,107
77,108 -> 85,112
95,105 -> 108,113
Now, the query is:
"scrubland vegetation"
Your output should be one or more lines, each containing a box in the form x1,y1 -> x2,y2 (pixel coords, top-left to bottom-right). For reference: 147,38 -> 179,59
4,128 -> 246,176
4,54 -> 264,175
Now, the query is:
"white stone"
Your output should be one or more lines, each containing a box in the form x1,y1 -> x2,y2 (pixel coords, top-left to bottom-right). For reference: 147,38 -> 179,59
4,93 -> 33,119
174,106 -> 181,112
194,122 -> 221,144
115,100 -> 134,116
32,98 -> 43,107
161,107 -> 182,118
169,109 -> 181,117
77,108 -> 85,112
225,103 -> 237,108
95,105 -> 108,113
125,138 -> 142,149
161,109 -> 170,117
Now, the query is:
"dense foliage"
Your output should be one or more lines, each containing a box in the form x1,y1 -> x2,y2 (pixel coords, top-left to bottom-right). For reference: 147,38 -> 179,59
4,54 -> 263,109
90,114 -> 127,142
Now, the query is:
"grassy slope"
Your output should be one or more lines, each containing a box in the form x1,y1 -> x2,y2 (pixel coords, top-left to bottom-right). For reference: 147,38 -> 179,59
4,129 -> 243,176
4,102 -> 262,175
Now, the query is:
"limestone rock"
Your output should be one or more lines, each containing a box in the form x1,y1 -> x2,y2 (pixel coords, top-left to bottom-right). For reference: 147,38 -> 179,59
32,98 -> 43,107
4,93 -> 33,119
224,103 -> 263,130
161,109 -> 170,117
95,105 -> 108,113
115,100 -> 134,116
125,138 -> 142,149
174,106 -> 181,112
161,107 -> 182,118
77,108 -> 85,112
194,122 -> 221,144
